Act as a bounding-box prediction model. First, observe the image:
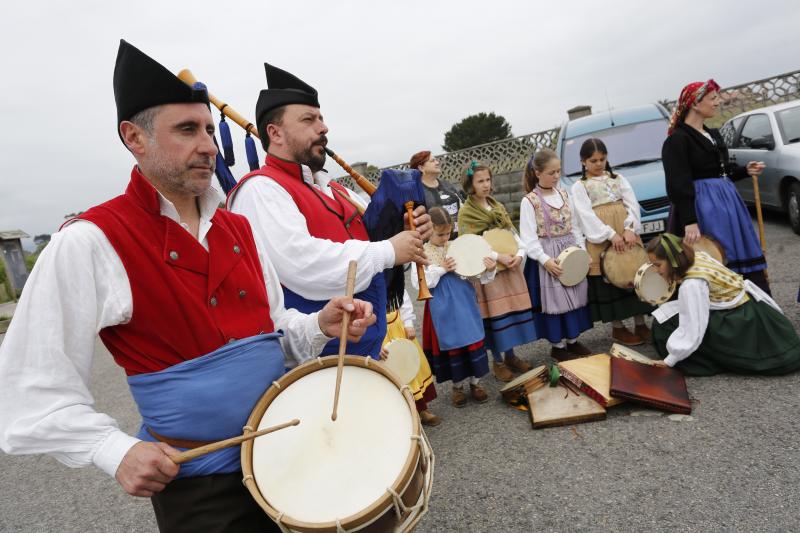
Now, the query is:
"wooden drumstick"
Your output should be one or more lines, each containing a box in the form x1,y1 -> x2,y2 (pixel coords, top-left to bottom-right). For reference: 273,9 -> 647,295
169,419 -> 300,464
332,260 -> 358,421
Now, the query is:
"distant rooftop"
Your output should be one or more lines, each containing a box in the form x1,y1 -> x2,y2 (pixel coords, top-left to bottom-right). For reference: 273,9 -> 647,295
0,230 -> 30,240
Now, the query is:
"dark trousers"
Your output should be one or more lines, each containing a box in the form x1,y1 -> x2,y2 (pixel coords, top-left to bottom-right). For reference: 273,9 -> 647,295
151,472 -> 280,533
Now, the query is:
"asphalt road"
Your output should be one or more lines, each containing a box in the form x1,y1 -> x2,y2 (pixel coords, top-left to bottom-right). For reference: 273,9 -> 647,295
1,213 -> 799,532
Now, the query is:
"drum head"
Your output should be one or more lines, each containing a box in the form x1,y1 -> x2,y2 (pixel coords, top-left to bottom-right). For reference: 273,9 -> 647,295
483,229 -> 518,272
693,236 -> 726,264
381,338 -> 420,384
248,359 -> 416,526
634,263 -> 675,305
600,243 -> 648,289
447,234 -> 493,278
556,246 -> 590,287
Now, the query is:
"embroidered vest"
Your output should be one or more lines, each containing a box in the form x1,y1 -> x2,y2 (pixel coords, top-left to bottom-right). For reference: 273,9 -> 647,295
580,173 -> 623,208
78,167 -> 274,376
423,241 -> 448,268
524,187 -> 573,238
683,251 -> 749,305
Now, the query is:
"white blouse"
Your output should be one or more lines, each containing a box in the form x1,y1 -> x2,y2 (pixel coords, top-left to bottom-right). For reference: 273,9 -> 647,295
228,166 -> 396,300
0,186 -> 331,480
569,174 -> 642,243
519,191 -> 586,265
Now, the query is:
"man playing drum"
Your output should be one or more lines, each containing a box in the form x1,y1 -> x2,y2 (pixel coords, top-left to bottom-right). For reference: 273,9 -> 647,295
0,41 -> 376,533
227,64 -> 432,361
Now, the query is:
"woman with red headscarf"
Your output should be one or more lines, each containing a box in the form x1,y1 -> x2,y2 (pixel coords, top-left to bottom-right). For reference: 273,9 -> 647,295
410,151 -> 465,238
662,80 -> 769,293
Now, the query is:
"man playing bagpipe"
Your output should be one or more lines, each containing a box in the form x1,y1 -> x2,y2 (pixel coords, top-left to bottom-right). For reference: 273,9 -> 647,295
227,63 -> 432,360
0,41 -> 376,532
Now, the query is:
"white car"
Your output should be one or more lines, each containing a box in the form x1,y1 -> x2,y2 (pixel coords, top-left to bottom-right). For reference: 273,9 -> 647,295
720,101 -> 800,234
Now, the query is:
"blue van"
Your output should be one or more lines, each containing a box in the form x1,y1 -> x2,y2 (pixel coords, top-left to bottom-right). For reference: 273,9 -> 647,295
556,103 -> 671,240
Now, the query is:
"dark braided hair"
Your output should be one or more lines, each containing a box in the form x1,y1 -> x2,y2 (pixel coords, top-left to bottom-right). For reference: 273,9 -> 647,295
428,206 -> 452,227
579,138 -> 617,181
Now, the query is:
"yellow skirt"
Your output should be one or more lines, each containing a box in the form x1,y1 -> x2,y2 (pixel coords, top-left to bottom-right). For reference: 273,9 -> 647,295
383,310 -> 437,411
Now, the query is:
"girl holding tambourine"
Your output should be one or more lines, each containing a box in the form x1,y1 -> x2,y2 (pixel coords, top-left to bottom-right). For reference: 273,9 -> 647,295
380,289 -> 440,426
458,161 -> 539,382
570,138 -> 653,346
647,234 -> 800,376
520,149 -> 593,361
414,207 -> 495,408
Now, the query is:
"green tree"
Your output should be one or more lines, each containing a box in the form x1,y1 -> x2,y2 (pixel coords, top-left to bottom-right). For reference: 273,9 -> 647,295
442,112 -> 513,152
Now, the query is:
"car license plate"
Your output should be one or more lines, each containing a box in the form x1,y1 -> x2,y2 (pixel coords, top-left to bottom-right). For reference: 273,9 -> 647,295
642,220 -> 665,234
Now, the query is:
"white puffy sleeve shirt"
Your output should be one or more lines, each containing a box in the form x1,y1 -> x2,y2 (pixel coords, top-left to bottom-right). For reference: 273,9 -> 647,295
569,174 -> 642,243
0,188 -> 330,480
228,167 -> 395,299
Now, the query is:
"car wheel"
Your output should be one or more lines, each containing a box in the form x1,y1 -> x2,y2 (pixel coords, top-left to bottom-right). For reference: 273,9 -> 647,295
788,181 -> 800,235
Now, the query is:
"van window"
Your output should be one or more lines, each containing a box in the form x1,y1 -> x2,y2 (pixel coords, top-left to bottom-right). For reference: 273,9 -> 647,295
562,119 -> 667,176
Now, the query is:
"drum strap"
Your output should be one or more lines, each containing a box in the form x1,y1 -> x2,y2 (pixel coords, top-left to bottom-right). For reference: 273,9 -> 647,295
147,427 -> 215,449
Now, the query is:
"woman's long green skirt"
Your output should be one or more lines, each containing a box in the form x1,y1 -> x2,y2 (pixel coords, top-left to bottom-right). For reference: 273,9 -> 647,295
652,298 -> 800,376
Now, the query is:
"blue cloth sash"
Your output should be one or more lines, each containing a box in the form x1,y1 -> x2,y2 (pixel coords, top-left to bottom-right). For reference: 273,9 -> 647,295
282,273 -> 387,359
127,333 -> 285,478
429,273 -> 485,351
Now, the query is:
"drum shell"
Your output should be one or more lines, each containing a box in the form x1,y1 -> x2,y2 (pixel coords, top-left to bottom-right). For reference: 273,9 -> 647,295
241,355 -> 429,532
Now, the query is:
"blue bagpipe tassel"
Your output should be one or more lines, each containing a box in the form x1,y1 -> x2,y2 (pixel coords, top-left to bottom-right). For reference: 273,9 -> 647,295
219,116 -> 235,167
245,134 -> 260,171
212,137 -> 237,194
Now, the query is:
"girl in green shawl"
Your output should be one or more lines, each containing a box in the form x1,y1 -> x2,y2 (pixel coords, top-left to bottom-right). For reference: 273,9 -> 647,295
457,161 -> 539,382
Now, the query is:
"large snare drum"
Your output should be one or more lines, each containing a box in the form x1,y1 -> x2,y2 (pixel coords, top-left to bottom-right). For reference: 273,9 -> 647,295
242,356 -> 434,532
692,235 -> 726,264
600,243 -> 648,289
446,234 -> 493,278
381,338 -> 421,385
633,263 -> 676,305
483,228 -> 517,272
555,246 -> 590,287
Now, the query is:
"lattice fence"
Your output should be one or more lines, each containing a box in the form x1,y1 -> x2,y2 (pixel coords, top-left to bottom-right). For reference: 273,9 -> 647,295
663,69 -> 800,126
336,69 -> 800,190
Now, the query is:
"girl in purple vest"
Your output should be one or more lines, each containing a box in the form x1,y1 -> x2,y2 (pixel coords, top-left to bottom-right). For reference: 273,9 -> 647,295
520,149 -> 593,361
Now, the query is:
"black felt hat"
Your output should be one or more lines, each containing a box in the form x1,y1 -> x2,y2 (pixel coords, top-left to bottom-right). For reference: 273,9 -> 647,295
255,63 -> 320,150
113,40 -> 209,135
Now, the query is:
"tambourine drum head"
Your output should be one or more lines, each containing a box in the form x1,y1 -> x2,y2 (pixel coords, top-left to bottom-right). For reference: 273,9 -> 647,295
251,364 -> 413,524
447,234 -> 493,278
556,246 -> 590,287
381,339 -> 420,384
483,229 -> 518,272
601,244 -> 648,289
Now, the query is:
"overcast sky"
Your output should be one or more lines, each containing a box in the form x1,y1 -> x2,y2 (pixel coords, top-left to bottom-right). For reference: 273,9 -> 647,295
1,0 -> 798,244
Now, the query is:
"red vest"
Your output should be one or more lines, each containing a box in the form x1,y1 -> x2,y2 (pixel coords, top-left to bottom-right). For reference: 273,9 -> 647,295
78,167 -> 274,376
228,154 -> 369,242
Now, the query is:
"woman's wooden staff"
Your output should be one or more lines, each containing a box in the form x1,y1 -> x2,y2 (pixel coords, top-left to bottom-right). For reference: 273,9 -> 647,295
332,261 -> 358,421
170,419 -> 300,464
751,172 -> 769,281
